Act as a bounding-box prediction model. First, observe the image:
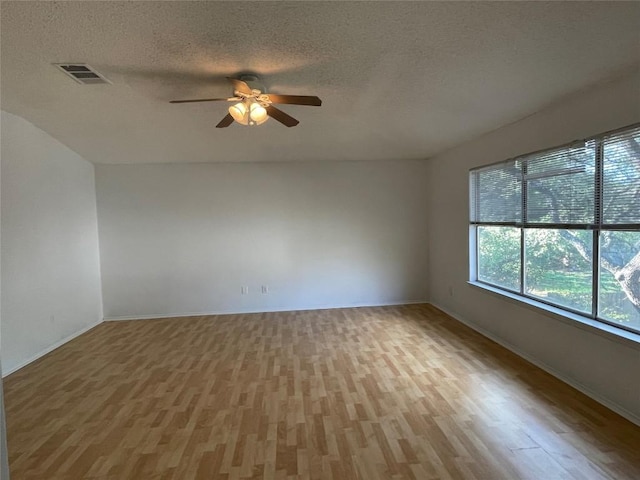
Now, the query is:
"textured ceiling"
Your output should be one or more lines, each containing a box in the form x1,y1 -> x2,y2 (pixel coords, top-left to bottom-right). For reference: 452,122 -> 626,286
1,1 -> 639,164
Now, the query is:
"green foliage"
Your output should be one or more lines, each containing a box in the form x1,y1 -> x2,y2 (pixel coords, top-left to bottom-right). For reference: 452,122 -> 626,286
525,229 -> 591,282
477,227 -> 520,290
477,227 -> 640,328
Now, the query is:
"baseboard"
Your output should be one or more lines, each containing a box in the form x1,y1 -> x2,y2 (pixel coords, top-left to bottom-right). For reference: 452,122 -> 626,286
2,319 -> 103,378
103,299 -> 430,321
430,302 -> 640,427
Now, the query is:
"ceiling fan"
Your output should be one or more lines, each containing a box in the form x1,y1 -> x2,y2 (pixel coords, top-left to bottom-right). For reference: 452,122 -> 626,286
170,75 -> 322,128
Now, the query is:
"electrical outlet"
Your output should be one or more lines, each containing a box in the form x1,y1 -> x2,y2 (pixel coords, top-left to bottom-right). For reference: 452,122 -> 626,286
261,285 -> 269,294
241,286 -> 249,295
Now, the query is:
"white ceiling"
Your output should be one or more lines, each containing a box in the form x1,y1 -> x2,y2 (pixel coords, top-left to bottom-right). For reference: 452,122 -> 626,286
1,1 -> 639,165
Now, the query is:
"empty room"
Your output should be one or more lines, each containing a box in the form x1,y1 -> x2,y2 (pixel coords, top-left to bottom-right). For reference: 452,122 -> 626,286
1,1 -> 640,479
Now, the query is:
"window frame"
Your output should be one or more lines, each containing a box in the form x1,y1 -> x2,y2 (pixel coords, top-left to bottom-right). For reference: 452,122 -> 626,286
469,123 -> 640,336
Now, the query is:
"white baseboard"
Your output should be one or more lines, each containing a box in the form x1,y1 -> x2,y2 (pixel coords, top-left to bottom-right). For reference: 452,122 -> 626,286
431,302 -> 640,427
103,299 -> 430,321
2,319 -> 103,378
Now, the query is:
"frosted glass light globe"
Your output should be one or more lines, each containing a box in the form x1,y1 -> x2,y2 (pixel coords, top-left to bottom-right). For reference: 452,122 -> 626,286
228,101 -> 269,126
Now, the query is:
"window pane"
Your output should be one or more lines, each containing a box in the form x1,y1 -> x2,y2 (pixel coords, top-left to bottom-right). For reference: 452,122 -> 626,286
471,161 -> 522,223
525,229 -> 592,313
599,231 -> 640,333
477,226 -> 521,291
524,143 -> 595,224
602,127 -> 640,225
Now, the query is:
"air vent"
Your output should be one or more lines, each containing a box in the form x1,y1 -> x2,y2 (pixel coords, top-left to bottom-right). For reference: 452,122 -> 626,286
54,63 -> 110,85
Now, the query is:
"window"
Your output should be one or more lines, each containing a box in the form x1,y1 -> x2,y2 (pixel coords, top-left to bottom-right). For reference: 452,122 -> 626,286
470,124 -> 640,335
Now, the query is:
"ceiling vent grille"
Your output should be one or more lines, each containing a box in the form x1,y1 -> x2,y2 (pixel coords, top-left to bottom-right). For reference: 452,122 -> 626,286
54,64 -> 110,85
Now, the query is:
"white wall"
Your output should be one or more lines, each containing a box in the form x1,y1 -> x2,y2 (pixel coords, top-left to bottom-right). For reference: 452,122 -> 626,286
1,111 -> 103,376
426,68 -> 640,423
96,161 -> 430,319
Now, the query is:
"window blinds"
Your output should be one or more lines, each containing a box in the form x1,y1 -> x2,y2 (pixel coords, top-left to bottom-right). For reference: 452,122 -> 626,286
602,126 -> 640,225
470,160 -> 521,224
470,124 -> 639,228
523,142 -> 595,225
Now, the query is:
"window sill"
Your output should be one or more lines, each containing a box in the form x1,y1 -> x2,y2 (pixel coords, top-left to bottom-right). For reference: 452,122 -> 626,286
467,281 -> 640,348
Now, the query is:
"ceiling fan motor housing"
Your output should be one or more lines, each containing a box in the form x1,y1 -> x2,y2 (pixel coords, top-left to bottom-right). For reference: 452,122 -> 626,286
237,74 -> 265,95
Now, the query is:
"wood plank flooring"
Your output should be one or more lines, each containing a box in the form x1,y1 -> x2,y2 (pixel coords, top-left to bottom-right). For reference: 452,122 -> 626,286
4,304 -> 640,479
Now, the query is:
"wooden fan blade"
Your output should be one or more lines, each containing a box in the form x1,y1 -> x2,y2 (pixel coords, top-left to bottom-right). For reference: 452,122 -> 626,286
216,113 -> 234,128
227,77 -> 252,95
265,106 -> 299,127
266,94 -> 322,106
170,97 -> 238,104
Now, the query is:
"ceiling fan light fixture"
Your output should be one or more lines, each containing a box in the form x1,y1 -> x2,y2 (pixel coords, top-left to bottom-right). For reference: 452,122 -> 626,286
228,100 -> 269,126
172,76 -> 320,128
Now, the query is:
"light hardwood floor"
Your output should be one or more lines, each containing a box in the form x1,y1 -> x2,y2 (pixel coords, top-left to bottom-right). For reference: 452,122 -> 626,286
4,304 -> 640,479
